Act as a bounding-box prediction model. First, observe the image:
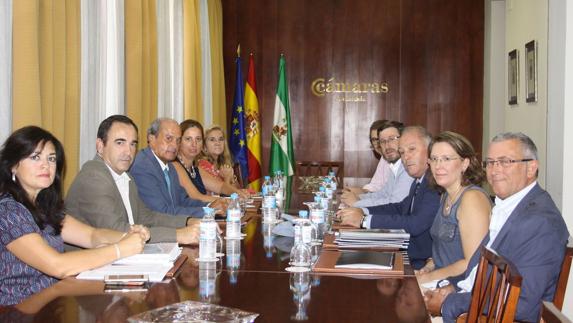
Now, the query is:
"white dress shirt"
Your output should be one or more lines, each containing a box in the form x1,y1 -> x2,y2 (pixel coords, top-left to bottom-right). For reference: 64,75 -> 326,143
105,164 -> 135,225
456,181 -> 537,292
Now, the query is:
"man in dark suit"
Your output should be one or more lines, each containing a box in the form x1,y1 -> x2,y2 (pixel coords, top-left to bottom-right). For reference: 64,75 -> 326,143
130,118 -> 206,217
338,126 -> 441,269
424,132 -> 569,323
65,115 -> 201,244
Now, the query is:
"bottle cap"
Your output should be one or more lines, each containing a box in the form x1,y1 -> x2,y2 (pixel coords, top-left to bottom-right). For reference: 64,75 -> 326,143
230,193 -> 239,199
202,207 -> 214,215
298,210 -> 309,218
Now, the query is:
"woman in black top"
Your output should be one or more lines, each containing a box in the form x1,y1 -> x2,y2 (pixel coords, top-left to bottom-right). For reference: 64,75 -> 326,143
174,120 -> 248,202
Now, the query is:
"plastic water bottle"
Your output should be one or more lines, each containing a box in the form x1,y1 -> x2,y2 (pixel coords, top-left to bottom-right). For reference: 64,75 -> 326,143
327,171 -> 338,191
226,193 -> 242,239
309,196 -> 326,240
199,207 -> 217,260
298,210 -> 317,245
274,171 -> 285,211
262,176 -> 277,209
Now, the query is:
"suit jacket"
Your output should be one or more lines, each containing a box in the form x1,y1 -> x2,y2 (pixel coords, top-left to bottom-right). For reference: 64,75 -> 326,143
442,183 -> 569,323
130,148 -> 205,217
355,160 -> 414,207
65,155 -> 188,243
366,172 -> 440,269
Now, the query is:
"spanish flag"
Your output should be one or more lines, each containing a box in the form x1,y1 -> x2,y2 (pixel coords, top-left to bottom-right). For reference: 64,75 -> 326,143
245,54 -> 262,191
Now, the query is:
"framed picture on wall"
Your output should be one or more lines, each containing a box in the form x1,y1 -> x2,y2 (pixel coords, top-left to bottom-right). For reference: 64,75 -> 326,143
508,49 -> 518,105
525,40 -> 537,103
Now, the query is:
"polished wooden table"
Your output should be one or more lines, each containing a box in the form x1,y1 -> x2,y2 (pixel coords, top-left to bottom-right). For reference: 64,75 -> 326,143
0,214 -> 430,322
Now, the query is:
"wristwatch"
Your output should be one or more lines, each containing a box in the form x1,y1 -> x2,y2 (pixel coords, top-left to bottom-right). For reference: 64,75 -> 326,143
360,215 -> 367,229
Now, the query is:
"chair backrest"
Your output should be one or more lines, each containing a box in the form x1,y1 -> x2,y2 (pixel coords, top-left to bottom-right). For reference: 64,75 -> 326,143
232,163 -> 245,188
553,236 -> 573,310
465,245 -> 522,323
294,161 -> 344,193
541,301 -> 573,323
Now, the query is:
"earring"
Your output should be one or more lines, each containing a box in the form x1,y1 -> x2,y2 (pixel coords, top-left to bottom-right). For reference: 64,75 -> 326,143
12,172 -> 16,182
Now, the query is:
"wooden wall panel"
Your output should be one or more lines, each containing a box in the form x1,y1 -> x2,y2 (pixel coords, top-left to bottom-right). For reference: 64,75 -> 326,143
222,0 -> 484,182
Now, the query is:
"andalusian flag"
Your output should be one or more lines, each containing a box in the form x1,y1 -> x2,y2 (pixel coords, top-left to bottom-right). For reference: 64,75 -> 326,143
245,54 -> 262,191
270,55 -> 295,208
270,55 -> 295,176
229,49 -> 248,186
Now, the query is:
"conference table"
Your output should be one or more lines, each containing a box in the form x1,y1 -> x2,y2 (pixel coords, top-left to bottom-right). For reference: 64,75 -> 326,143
0,201 -> 430,322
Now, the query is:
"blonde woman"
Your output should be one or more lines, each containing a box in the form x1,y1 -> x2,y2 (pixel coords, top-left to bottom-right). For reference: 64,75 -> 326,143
197,125 -> 238,187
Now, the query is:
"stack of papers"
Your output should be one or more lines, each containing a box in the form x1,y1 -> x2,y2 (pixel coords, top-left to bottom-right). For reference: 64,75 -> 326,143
114,243 -> 181,265
77,243 -> 181,282
335,229 -> 410,249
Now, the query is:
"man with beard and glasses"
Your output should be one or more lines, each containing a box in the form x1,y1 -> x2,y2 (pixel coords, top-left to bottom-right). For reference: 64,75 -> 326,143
341,121 -> 414,207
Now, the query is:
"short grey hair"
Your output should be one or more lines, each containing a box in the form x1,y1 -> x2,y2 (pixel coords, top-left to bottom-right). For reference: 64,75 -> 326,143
491,132 -> 538,160
147,118 -> 176,137
402,126 -> 432,147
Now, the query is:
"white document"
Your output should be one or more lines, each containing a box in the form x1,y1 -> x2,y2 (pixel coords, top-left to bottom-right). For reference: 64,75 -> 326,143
76,263 -> 173,282
113,243 -> 181,265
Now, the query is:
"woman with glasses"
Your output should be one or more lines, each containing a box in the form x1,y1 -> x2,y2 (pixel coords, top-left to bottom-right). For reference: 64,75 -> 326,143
0,126 -> 147,305
174,120 -> 246,199
416,131 -> 491,287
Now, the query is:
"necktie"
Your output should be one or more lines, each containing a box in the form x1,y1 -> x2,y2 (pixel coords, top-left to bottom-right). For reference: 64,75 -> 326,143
163,168 -> 173,199
409,181 -> 421,214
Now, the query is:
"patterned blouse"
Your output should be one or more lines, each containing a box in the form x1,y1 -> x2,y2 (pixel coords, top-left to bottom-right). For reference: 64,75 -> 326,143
0,193 -> 64,305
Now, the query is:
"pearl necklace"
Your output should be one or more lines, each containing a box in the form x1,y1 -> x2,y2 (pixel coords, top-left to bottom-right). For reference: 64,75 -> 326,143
444,185 -> 464,214
178,156 -> 196,179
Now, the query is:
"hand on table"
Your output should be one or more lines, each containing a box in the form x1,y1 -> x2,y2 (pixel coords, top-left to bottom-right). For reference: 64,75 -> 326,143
129,224 -> 150,242
176,224 -> 200,245
336,207 -> 364,228
340,190 -> 359,206
118,232 -> 146,257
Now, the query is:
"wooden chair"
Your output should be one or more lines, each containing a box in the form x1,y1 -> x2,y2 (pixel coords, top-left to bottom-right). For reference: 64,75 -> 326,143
294,161 -> 344,193
458,245 -> 522,323
553,236 -> 573,310
541,301 -> 573,323
232,162 -> 245,188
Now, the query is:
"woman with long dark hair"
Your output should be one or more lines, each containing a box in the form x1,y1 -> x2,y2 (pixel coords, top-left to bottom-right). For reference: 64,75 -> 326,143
0,126 -> 147,305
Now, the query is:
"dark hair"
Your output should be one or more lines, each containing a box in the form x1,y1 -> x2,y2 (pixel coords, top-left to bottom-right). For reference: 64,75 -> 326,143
97,115 -> 139,144
428,131 -> 485,191
0,126 -> 65,234
369,120 -> 387,133
180,119 -> 204,138
378,120 -> 405,135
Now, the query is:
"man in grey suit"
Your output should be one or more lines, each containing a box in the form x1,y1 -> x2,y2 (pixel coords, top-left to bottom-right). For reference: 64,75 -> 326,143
65,115 -> 200,244
424,132 -> 569,322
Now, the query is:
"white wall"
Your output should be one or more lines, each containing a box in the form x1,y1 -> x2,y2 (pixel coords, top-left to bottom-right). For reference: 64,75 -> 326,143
547,0 -> 573,317
504,0 -> 548,186
487,0 -> 573,316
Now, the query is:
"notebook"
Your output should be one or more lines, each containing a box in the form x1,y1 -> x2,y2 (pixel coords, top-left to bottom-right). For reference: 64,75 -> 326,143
335,251 -> 394,270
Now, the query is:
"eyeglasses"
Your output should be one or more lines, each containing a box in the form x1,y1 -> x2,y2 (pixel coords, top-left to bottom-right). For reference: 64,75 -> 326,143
428,156 -> 461,165
482,158 -> 533,169
379,136 -> 400,146
207,137 -> 225,143
369,138 -> 379,145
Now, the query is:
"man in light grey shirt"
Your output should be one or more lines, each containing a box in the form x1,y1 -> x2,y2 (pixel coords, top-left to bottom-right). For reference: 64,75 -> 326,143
341,121 -> 413,208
